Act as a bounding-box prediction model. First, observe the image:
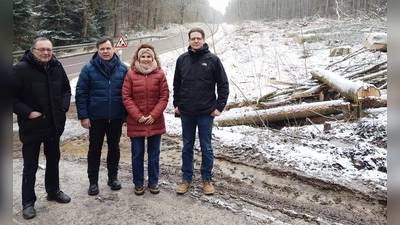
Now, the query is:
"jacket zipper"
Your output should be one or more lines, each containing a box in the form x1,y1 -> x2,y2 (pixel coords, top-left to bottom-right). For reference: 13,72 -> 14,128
109,79 -> 111,123
46,67 -> 58,138
146,75 -> 150,137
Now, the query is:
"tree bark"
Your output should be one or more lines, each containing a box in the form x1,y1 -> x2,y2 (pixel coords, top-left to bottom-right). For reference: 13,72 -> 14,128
215,97 -> 386,127
113,0 -> 117,38
216,100 -> 343,127
362,33 -> 387,51
310,68 -> 380,103
293,32 -> 352,44
81,0 -> 88,41
291,84 -> 326,99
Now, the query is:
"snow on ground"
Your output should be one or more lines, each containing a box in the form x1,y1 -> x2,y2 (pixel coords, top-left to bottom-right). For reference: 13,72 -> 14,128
29,19 -> 388,197
161,19 -> 387,197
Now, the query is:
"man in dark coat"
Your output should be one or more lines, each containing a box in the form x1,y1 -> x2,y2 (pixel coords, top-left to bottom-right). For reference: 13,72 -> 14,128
75,36 -> 128,196
173,27 -> 229,195
13,37 -> 72,219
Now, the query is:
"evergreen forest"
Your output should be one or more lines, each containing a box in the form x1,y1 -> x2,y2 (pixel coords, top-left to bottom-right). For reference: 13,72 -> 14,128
13,0 -> 387,51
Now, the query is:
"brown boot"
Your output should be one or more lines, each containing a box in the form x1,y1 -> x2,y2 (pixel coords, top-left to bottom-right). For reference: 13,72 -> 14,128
176,181 -> 190,194
134,186 -> 144,196
148,184 -> 160,194
203,178 -> 214,195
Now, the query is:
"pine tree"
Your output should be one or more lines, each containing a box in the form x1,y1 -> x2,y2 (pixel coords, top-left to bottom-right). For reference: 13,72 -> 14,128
34,0 -> 83,46
13,0 -> 35,51
81,0 -> 104,43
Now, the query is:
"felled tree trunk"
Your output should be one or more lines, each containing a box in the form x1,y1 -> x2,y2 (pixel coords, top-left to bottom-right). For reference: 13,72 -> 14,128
215,97 -> 386,127
216,100 -> 343,127
310,68 -> 380,103
291,84 -> 326,99
293,32 -> 351,44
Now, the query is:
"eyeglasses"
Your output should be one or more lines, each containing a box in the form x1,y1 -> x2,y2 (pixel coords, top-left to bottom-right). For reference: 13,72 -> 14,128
34,48 -> 52,53
189,37 -> 203,41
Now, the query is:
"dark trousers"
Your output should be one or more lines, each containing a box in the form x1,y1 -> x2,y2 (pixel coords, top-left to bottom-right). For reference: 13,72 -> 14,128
87,119 -> 123,184
22,138 -> 60,207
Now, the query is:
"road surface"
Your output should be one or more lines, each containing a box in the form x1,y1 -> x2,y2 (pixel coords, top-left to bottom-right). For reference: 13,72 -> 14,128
59,24 -> 218,80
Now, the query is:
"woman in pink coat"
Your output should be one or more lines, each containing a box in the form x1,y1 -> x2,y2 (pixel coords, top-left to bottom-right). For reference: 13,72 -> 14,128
122,44 -> 169,195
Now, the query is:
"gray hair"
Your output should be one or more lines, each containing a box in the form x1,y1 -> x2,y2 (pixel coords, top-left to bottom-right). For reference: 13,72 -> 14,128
30,37 -> 51,51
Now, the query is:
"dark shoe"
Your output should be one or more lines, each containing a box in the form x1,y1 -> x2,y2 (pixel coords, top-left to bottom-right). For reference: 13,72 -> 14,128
108,179 -> 122,190
88,183 -> 99,195
134,186 -> 144,196
47,191 -> 71,203
148,184 -> 160,194
22,205 -> 36,219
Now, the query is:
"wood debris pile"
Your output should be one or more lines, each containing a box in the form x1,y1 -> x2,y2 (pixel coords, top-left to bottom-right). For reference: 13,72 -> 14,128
217,31 -> 387,128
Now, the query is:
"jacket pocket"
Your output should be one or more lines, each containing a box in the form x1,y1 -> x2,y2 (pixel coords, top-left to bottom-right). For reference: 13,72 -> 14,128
90,97 -> 108,118
25,114 -> 52,134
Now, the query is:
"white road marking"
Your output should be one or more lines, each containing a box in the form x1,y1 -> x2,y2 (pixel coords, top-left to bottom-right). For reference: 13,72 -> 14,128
67,73 -> 80,79
63,62 -> 86,67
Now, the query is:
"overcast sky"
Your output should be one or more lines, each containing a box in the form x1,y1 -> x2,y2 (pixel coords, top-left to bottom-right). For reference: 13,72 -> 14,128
208,0 -> 229,15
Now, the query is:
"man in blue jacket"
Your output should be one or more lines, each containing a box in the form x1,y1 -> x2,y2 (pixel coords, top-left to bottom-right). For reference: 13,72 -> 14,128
173,27 -> 229,195
13,37 -> 72,219
75,36 -> 128,196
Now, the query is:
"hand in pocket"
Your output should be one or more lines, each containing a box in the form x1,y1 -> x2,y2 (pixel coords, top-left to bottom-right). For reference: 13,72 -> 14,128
25,114 -> 51,133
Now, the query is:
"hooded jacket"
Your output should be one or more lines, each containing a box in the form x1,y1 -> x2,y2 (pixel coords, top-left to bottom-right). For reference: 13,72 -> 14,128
173,43 -> 229,115
75,52 -> 128,121
13,50 -> 71,143
122,66 -> 169,137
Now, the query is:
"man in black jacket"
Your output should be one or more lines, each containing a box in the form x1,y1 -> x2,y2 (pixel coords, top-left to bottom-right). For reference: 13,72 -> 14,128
173,27 -> 229,195
13,37 -> 72,219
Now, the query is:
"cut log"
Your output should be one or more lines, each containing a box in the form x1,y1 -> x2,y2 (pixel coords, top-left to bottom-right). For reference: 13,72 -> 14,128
342,60 -> 387,79
323,122 -> 332,131
258,98 -> 297,109
353,69 -> 387,82
341,102 -> 360,121
311,68 -> 380,103
284,26 -> 331,38
329,46 -> 351,57
362,33 -> 387,52
216,97 -> 386,127
215,100 -> 343,127
257,90 -> 277,103
294,33 -> 320,44
293,32 -> 350,44
291,84 -> 326,99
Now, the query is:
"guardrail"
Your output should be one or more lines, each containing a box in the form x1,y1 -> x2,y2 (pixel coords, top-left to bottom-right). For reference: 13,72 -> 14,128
13,35 -> 166,64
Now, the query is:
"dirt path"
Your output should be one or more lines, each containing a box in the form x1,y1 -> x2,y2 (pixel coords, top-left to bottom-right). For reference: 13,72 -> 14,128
12,102 -> 386,224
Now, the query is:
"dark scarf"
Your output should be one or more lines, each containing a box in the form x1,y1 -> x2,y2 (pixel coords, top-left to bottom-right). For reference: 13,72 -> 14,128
96,53 -> 118,75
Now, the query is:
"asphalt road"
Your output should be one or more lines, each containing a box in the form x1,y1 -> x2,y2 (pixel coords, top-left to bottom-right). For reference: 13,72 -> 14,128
60,24 -> 218,80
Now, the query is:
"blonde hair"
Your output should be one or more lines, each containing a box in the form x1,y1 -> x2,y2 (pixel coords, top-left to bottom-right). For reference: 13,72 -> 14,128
129,44 -> 162,71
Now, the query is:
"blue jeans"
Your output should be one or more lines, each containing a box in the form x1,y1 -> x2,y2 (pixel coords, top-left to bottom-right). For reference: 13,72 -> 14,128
130,135 -> 161,186
180,112 -> 214,182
